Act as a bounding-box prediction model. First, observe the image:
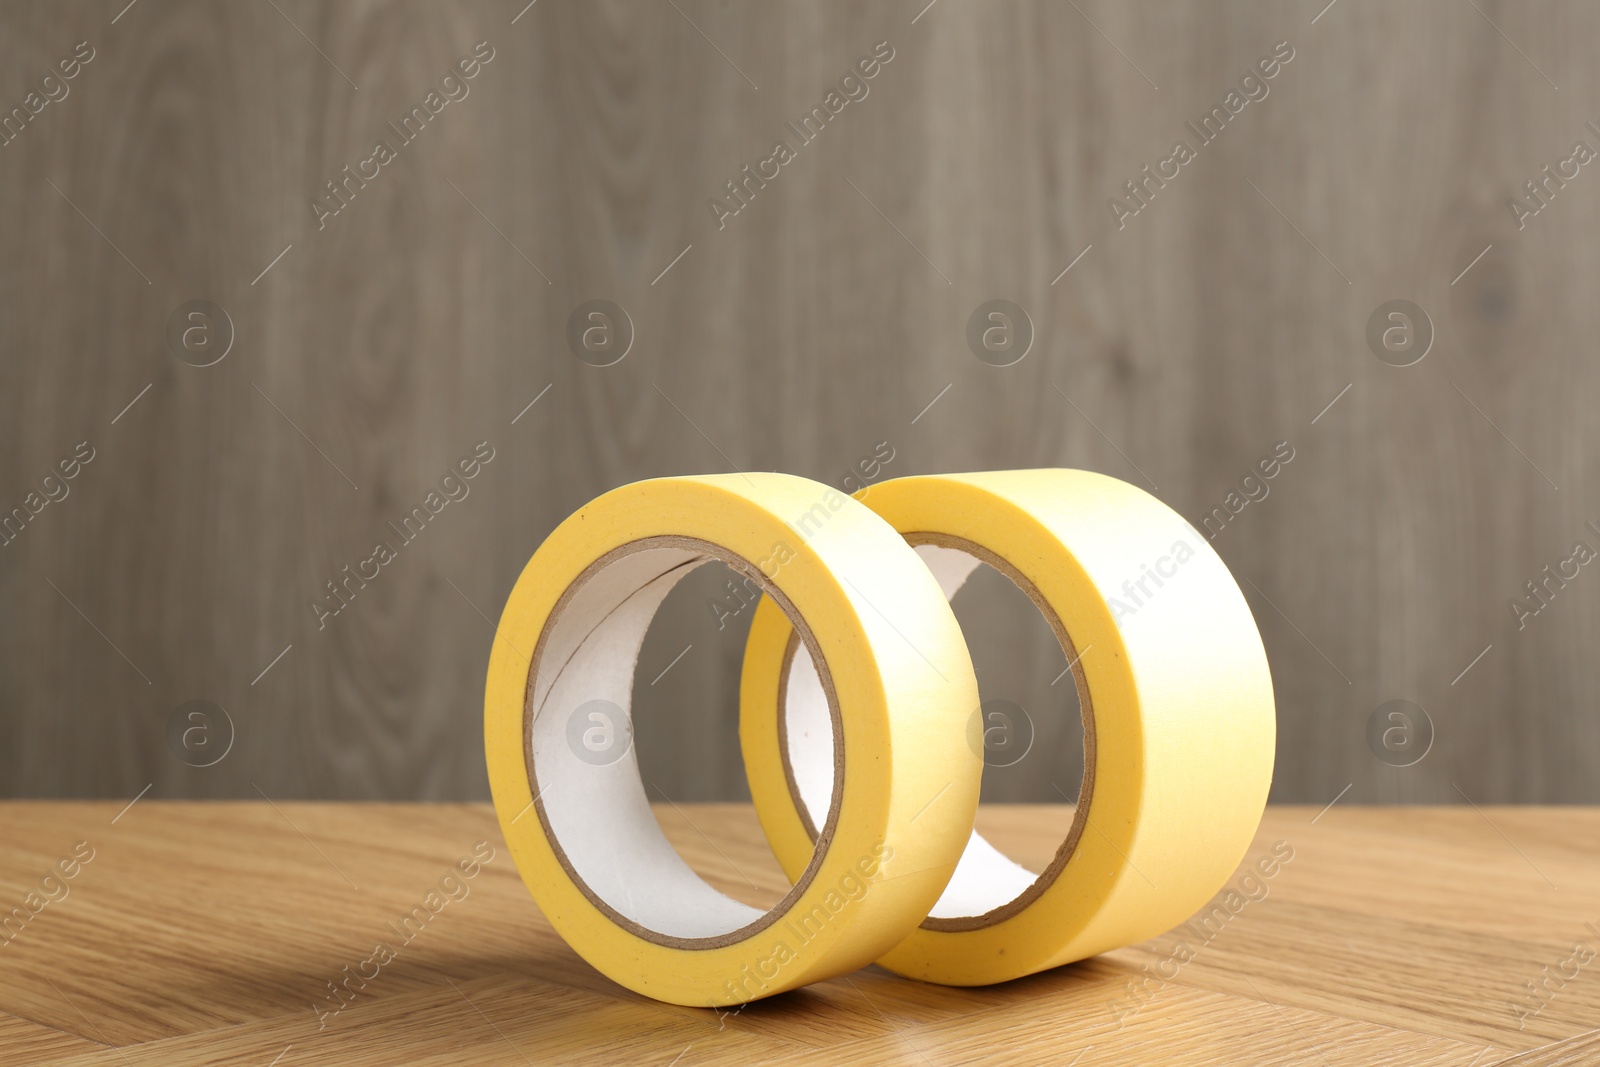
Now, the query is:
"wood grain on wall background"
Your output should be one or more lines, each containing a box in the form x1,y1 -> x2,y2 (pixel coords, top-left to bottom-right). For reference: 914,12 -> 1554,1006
0,0 -> 1591,804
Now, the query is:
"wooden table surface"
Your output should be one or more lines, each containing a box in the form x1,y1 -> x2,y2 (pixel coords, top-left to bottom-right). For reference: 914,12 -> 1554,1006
0,802 -> 1594,1065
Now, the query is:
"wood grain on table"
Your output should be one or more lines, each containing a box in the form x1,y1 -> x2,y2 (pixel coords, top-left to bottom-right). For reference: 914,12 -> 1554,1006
0,802 -> 1592,1065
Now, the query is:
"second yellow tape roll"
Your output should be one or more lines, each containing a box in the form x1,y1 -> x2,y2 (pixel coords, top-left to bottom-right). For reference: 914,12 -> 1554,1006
740,469 -> 1276,986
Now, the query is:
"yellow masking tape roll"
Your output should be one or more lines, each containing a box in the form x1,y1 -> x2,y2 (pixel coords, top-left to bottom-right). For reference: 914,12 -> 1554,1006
741,469 -> 1276,985
485,473 -> 983,1006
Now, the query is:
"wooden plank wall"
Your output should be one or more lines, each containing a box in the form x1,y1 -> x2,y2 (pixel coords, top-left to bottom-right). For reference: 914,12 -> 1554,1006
0,0 -> 1592,804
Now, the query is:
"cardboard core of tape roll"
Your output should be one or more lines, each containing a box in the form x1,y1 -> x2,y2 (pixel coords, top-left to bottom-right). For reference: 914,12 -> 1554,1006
525,535 -> 844,949
779,534 -> 1094,929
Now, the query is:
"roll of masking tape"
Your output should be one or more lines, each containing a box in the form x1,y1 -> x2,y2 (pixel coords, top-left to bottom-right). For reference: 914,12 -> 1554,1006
741,469 -> 1276,985
485,473 -> 983,1006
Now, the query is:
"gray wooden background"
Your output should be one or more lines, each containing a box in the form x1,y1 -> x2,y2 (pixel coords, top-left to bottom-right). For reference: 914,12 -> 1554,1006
1,0 -> 1592,805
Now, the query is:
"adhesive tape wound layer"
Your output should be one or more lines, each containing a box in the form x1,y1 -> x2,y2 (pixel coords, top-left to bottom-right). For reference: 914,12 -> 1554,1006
485,473 -> 983,1006
740,469 -> 1276,985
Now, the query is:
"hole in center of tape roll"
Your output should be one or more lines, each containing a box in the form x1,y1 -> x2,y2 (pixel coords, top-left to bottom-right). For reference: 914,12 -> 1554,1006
781,538 -> 1085,926
526,538 -> 841,946
632,558 -> 792,908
